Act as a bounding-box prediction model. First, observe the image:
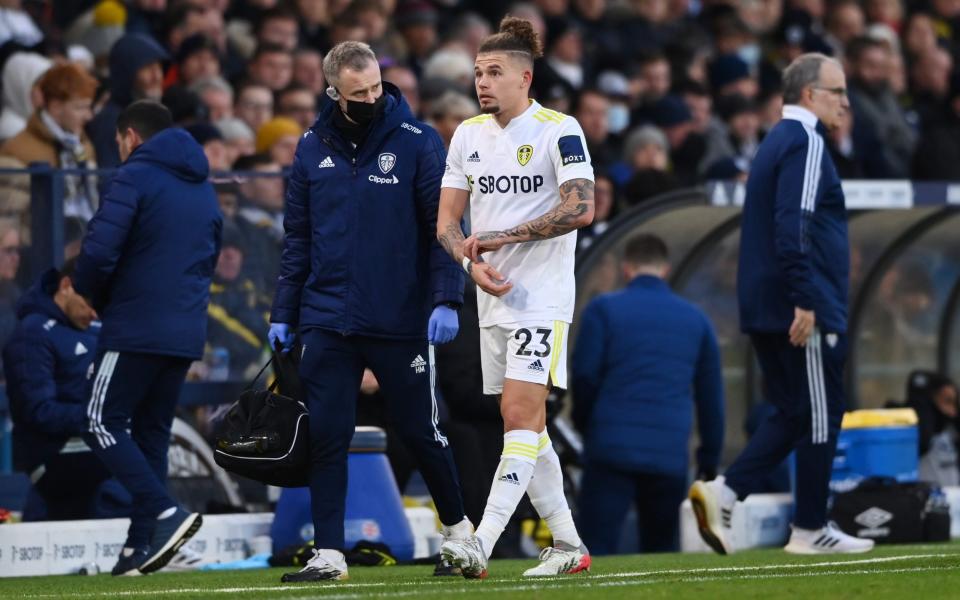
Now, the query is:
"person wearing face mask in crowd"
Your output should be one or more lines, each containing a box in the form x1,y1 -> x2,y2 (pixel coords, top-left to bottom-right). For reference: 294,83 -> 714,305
268,41 -> 470,583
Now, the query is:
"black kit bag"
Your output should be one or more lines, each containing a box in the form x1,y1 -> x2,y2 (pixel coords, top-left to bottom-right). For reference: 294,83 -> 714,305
214,352 -> 310,487
830,477 -> 951,544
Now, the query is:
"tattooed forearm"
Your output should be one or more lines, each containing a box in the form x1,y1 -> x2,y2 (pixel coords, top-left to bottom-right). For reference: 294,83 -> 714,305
492,179 -> 595,243
438,221 -> 466,262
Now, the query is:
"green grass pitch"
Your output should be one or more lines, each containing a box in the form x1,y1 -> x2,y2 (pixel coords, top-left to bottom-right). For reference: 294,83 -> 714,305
4,543 -> 960,599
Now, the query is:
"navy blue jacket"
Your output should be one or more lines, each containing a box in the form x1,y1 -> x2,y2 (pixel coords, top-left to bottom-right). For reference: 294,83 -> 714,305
571,276 -> 725,477
73,128 -> 222,359
738,105 -> 849,334
3,271 -> 99,473
86,33 -> 169,171
271,83 -> 463,338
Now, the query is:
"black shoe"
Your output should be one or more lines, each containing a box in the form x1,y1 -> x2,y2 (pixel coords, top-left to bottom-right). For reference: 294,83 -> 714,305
139,509 -> 203,574
111,547 -> 149,576
432,555 -> 462,577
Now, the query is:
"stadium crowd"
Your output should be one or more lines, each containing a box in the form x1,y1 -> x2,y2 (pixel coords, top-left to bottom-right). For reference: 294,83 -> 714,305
0,0 -> 955,377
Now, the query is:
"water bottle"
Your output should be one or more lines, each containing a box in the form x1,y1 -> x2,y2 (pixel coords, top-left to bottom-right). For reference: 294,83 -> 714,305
208,347 -> 230,381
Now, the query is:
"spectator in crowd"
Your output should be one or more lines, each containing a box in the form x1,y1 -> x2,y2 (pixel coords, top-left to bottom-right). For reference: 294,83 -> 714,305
172,34 -> 221,88
573,234 -> 724,553
255,116 -> 301,166
632,51 -> 673,121
845,36 -> 916,178
191,76 -> 233,122
186,122 -> 230,172
701,94 -> 761,176
426,90 -> 478,149
247,43 -> 294,92
205,224 -> 269,381
396,1 -> 440,74
909,46 -> 954,127
620,125 -> 681,205
161,84 -> 207,125
295,0 -> 331,50
0,53 -> 52,142
905,371 -> 959,488
73,100 -> 218,575
596,71 -> 632,138
709,53 -> 759,100
233,153 -> 283,293
3,261 -> 106,520
422,49 -> 474,95
544,18 -> 585,90
383,64 -> 422,117
443,12 -> 492,58
648,94 -> 706,182
1,63 -> 100,221
234,82 -> 273,134
912,73 -> 960,181
0,220 -> 22,370
574,88 -> 616,173
902,12 -> 939,61
86,33 -> 167,171
256,8 -> 300,52
216,117 -> 256,166
825,103 -> 890,179
576,173 -> 615,253
277,85 -> 318,130
824,0 -> 865,56
293,47 -> 326,99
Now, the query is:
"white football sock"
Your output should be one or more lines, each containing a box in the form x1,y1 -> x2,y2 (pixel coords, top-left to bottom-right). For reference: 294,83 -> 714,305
526,429 -> 582,550
474,429 -> 538,559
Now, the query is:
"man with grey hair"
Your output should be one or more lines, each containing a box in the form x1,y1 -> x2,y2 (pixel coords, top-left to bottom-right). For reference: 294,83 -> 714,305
268,40 -> 472,583
690,53 -> 874,555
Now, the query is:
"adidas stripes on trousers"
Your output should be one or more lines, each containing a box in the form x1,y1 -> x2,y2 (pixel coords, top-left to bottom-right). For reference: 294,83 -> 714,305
298,328 -> 465,550
724,330 -> 846,530
83,350 -> 191,548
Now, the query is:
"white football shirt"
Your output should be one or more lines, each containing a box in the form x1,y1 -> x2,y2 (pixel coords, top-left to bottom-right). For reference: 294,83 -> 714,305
441,100 -> 595,327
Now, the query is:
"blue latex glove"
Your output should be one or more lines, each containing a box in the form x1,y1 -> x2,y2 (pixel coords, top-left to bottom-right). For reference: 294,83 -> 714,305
428,305 -> 459,345
268,323 -> 294,353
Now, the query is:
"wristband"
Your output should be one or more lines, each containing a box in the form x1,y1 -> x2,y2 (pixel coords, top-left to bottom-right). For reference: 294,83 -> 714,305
462,257 -> 471,273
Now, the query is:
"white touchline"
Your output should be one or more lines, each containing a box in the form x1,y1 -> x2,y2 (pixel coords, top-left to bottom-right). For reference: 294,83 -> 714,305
21,552 -> 960,599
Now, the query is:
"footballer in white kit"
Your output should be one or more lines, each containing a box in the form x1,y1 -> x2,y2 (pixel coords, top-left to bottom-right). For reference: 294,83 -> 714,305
436,15 -> 595,580
440,102 -> 594,394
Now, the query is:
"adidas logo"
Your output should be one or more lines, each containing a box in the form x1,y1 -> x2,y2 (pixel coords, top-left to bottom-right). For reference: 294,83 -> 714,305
498,472 -> 520,485
318,156 -> 335,168
528,359 -> 545,373
467,151 -> 481,162
410,354 -> 426,374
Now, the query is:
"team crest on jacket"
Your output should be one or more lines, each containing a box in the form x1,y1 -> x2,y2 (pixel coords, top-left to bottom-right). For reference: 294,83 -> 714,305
517,144 -> 533,166
378,152 -> 397,174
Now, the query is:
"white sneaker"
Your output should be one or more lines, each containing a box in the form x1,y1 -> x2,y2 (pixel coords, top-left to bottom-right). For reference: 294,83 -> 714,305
689,476 -> 737,555
440,517 -> 474,540
162,546 -> 204,571
440,535 -> 487,579
522,546 -> 591,577
280,548 -> 349,582
783,521 -> 875,555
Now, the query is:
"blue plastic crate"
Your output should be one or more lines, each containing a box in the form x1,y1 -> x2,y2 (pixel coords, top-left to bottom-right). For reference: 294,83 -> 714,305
830,425 -> 918,492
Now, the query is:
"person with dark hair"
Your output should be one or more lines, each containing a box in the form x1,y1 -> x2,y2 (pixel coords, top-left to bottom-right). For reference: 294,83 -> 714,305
845,36 -> 915,177
905,371 -> 959,487
573,234 -> 724,554
3,260 -> 105,520
247,43 -> 293,92
269,40 -> 469,583
86,33 -> 168,171
72,99 -> 222,576
690,53 -> 874,556
437,16 -> 595,578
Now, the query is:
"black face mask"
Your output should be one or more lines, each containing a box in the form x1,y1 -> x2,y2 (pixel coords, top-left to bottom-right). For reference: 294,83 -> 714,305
344,94 -> 386,126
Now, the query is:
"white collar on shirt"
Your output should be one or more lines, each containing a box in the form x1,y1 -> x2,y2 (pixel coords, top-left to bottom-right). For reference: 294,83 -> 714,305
781,104 -> 819,129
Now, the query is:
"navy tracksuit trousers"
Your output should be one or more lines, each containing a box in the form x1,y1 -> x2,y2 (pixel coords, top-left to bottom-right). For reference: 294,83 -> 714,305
299,328 -> 465,550
724,330 -> 846,529
83,351 -> 191,549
